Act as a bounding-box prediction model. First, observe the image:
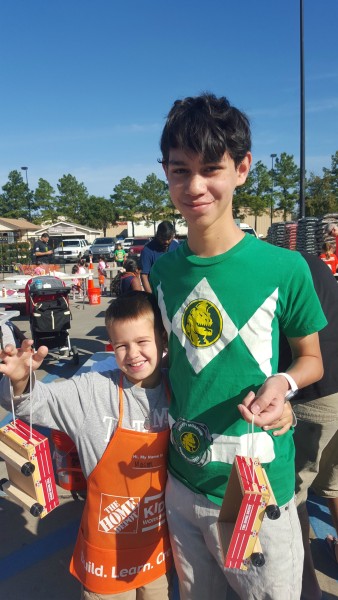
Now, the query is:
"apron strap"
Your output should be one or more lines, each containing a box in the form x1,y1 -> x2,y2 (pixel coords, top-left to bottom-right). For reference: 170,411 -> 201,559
118,372 -> 124,427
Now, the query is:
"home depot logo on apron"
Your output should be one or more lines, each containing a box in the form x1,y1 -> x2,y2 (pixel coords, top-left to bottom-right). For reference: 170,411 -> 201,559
70,374 -> 172,594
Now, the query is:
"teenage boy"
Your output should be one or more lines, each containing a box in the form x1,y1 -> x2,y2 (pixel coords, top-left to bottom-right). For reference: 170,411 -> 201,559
149,93 -> 326,600
0,292 -> 172,600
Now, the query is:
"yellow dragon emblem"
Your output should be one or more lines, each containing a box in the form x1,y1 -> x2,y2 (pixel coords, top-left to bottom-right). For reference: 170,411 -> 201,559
184,300 -> 221,347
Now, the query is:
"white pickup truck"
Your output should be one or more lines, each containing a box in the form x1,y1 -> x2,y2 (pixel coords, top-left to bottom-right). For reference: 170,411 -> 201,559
235,221 -> 258,238
54,238 -> 89,263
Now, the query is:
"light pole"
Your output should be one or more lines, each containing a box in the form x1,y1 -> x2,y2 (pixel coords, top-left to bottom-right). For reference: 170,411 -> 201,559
270,154 -> 277,225
21,166 -> 31,221
299,0 -> 305,218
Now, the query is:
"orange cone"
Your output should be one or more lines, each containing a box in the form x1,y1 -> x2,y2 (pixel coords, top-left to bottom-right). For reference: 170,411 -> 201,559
89,255 -> 94,270
88,270 -> 94,290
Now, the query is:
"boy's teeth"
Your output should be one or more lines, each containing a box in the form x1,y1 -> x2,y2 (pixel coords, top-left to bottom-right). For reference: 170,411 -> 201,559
131,360 -> 145,367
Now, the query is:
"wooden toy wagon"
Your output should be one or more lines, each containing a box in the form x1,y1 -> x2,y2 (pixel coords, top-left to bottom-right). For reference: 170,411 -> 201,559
218,456 -> 280,570
0,419 -> 59,518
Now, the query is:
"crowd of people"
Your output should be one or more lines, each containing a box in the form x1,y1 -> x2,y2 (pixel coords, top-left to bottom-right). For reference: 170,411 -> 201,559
1,92 -> 337,600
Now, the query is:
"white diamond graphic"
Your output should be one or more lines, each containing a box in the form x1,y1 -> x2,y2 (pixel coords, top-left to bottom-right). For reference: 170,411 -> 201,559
156,283 -> 172,336
238,288 -> 278,377
172,278 -> 238,374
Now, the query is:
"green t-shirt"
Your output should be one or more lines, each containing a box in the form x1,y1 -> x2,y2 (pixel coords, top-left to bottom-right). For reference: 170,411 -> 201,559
115,248 -> 126,262
150,235 -> 327,506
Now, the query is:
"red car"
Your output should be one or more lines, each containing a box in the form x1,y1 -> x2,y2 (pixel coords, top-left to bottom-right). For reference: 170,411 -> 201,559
128,237 -> 152,258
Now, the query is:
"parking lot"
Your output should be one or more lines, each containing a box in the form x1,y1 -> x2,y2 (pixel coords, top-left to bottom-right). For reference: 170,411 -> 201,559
0,269 -> 337,599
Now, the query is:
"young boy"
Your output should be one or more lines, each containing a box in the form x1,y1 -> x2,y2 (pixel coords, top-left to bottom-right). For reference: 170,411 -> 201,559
115,243 -> 126,268
149,93 -> 327,600
0,291 -> 172,600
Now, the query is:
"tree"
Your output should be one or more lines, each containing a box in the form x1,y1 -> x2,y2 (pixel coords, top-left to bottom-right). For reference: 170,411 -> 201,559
33,178 -> 58,224
273,153 -> 299,221
0,170 -> 34,220
139,174 -> 172,234
111,177 -> 142,237
238,161 -> 272,229
305,172 -> 337,216
56,174 -> 89,222
323,151 -> 338,203
79,196 -> 117,234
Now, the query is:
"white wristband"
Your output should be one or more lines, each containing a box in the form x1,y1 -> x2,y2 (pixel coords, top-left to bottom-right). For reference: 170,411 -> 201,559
269,372 -> 298,400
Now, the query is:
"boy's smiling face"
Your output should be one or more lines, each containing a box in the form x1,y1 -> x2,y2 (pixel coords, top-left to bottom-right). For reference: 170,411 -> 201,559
163,149 -> 251,231
108,315 -> 165,388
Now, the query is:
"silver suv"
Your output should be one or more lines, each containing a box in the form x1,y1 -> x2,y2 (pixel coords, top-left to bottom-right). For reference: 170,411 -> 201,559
85,237 -> 116,261
54,238 -> 89,263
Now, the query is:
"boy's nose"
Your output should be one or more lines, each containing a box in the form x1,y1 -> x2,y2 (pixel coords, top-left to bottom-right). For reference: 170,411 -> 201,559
126,344 -> 139,359
186,174 -> 207,196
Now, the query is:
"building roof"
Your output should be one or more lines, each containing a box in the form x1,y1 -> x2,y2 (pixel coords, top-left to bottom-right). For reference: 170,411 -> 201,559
0,218 -> 40,231
34,220 -> 101,236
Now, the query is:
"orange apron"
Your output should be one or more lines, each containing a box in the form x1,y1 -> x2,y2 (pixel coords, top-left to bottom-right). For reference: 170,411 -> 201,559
70,374 -> 172,594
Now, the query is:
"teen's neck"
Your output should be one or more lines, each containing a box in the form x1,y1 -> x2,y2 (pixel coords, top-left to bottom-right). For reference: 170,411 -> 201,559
188,222 -> 244,257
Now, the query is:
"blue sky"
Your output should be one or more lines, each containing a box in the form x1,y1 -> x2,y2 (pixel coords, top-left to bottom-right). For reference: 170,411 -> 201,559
1,0 -> 337,198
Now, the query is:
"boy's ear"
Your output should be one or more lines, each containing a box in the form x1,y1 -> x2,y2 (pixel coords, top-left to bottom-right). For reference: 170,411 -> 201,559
236,152 -> 252,186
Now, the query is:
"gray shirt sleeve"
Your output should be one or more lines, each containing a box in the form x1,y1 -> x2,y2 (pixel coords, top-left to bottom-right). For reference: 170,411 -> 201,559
0,323 -> 17,348
0,369 -> 169,478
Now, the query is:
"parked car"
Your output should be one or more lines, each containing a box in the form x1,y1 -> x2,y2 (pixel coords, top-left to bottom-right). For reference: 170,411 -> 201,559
236,222 -> 258,238
121,237 -> 134,251
54,238 -> 89,263
128,237 -> 152,258
84,237 -> 116,261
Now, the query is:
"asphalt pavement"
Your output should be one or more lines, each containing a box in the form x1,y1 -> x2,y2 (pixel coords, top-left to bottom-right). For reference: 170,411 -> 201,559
0,267 -> 337,599
0,269 -> 113,600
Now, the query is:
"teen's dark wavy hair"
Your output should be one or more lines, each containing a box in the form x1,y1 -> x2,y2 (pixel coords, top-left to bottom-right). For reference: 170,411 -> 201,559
160,92 -> 251,168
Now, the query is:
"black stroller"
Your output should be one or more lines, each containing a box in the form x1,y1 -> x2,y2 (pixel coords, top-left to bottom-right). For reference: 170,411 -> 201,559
25,276 -> 79,365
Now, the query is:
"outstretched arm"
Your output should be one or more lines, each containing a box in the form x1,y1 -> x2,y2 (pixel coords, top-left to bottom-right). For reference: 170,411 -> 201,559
0,339 -> 48,396
237,332 -> 323,427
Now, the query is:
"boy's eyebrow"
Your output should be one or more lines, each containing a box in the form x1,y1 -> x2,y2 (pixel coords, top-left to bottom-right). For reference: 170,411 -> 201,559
168,157 -> 224,166
168,159 -> 187,165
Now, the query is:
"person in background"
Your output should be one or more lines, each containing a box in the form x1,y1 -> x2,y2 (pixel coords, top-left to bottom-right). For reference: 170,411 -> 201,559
114,242 -> 126,267
120,258 -> 143,294
71,264 -> 84,299
325,222 -> 338,259
0,291 -> 173,600
33,233 -> 54,264
150,92 -> 326,600
97,255 -> 108,295
140,221 -> 179,293
77,258 -> 87,274
319,241 -> 338,274
279,251 -> 338,600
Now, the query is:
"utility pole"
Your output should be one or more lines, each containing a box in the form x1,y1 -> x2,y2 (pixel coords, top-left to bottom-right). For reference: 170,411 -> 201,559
21,166 -> 31,221
299,0 -> 306,218
270,154 -> 277,225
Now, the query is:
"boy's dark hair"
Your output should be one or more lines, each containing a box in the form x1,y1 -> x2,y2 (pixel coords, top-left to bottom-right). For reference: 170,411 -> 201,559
156,221 -> 174,240
71,264 -> 79,274
160,92 -> 251,167
105,291 -> 165,335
